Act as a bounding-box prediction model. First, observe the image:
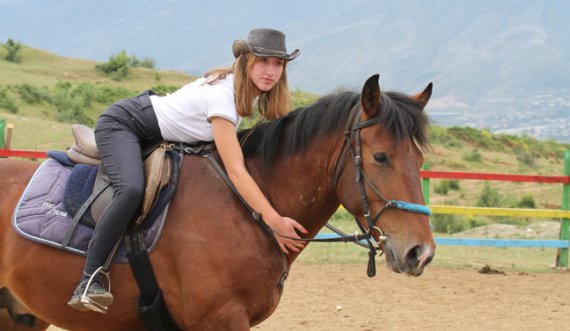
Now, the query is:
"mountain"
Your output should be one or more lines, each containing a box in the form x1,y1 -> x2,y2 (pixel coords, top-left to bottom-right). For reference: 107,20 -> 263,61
1,0 -> 569,142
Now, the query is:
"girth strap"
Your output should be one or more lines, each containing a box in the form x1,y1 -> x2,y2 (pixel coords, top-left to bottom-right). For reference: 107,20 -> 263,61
125,227 -> 181,331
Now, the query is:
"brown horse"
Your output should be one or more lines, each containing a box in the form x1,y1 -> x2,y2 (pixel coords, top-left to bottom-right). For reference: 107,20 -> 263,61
0,75 -> 435,330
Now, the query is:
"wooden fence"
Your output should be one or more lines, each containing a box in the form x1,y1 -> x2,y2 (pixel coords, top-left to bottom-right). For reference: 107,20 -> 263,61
421,151 -> 570,267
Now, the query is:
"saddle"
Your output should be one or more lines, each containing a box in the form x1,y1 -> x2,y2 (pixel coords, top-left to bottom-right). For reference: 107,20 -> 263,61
67,124 -> 172,226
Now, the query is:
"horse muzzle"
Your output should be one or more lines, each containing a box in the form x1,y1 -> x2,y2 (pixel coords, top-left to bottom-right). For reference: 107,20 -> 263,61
384,241 -> 435,276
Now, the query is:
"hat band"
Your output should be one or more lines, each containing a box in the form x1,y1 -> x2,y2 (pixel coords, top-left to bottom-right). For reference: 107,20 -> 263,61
249,45 -> 289,57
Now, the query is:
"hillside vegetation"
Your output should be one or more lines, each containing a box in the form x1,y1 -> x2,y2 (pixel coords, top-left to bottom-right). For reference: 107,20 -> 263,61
2,45 -> 570,237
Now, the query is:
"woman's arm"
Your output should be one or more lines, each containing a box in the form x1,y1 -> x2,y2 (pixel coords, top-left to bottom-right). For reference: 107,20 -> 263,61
211,117 -> 307,254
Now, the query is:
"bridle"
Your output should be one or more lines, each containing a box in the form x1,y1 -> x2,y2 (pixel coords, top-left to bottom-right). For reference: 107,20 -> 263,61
330,103 -> 432,277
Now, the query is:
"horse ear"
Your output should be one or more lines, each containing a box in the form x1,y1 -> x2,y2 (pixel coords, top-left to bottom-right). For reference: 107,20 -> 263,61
413,83 -> 433,110
361,74 -> 381,119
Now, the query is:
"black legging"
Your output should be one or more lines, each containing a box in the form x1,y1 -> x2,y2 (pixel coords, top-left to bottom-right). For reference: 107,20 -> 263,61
84,92 -> 162,275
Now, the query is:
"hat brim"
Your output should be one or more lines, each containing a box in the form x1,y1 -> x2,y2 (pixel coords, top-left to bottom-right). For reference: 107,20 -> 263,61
232,39 -> 300,61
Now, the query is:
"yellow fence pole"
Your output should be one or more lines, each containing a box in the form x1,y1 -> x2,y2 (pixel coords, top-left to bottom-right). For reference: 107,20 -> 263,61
430,205 -> 570,219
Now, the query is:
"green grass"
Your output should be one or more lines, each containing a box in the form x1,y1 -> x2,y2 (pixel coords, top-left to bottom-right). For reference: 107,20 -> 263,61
296,208 -> 565,273
298,241 -> 560,273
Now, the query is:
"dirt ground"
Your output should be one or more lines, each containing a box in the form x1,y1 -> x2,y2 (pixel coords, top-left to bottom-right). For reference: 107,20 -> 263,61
46,263 -> 569,331
253,263 -> 569,331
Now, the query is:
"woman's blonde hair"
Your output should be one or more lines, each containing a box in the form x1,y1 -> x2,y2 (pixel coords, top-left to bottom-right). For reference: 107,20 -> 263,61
204,53 -> 292,120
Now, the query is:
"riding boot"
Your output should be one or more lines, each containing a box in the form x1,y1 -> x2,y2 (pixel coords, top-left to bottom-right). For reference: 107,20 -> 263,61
67,271 -> 114,313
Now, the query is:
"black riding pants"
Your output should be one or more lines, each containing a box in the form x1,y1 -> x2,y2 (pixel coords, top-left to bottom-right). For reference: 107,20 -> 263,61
84,92 -> 162,275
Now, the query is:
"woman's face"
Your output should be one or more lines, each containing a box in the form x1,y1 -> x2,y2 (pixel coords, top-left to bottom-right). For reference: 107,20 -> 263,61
249,57 -> 285,92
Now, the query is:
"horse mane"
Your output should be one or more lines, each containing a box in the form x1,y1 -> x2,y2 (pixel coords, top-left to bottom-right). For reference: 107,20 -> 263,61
239,90 -> 430,169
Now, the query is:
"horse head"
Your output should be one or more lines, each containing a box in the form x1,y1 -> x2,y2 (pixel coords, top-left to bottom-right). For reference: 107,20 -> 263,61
334,74 -> 435,276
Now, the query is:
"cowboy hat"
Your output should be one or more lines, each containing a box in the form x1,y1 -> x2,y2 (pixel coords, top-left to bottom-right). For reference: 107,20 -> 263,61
232,28 -> 300,61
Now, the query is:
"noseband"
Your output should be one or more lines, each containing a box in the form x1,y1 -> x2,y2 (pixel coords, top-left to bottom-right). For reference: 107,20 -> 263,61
331,104 -> 431,277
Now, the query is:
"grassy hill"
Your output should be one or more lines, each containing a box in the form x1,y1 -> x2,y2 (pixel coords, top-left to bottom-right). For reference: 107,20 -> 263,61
2,45 -> 570,236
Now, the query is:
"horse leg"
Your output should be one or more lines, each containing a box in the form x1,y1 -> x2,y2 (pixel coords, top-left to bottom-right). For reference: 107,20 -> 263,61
0,288 -> 50,331
194,304 -> 251,331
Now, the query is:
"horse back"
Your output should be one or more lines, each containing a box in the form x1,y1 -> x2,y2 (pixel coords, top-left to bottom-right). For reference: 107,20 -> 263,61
0,159 -> 38,206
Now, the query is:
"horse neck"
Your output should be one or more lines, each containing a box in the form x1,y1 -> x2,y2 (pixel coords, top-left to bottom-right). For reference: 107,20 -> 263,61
248,132 -> 345,248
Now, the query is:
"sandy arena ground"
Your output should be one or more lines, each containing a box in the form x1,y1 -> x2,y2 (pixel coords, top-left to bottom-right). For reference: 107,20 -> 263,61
46,263 -> 569,331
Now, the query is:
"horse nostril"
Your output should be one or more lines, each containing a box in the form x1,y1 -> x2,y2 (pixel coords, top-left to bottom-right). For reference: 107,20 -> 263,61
405,245 -> 434,270
405,245 -> 421,268
423,251 -> 434,267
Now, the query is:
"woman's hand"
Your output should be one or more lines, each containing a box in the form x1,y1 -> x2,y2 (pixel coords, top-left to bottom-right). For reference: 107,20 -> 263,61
266,215 -> 308,254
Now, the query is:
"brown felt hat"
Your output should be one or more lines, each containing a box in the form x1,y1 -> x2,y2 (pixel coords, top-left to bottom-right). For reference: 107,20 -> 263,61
232,28 -> 300,61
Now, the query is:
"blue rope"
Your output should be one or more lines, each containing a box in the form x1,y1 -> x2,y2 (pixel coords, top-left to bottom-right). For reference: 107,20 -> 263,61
388,200 -> 432,216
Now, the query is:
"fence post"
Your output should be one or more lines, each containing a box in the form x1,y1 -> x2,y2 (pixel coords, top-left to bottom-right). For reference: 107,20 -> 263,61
0,119 -> 5,148
422,163 -> 431,205
4,123 -> 13,149
556,150 -> 570,268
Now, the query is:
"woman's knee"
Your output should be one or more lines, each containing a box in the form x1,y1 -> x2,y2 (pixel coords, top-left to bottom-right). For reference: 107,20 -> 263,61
115,181 -> 145,203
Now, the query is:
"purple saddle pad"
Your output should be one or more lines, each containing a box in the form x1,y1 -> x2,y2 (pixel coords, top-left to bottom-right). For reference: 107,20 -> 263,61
12,158 -> 168,263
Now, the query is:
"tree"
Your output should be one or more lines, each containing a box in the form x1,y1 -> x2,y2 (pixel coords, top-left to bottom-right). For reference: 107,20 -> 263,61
3,38 -> 23,63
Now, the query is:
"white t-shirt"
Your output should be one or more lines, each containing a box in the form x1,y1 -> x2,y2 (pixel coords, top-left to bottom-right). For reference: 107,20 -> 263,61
150,74 -> 241,143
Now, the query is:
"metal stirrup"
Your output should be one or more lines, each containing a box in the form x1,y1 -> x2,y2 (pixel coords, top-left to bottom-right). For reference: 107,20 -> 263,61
80,267 -> 111,313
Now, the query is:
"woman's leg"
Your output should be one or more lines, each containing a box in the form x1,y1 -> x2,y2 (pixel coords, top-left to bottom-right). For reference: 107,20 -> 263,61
84,119 -> 146,275
68,117 -> 146,312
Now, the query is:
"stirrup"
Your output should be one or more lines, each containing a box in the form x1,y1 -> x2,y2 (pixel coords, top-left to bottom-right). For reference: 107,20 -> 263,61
80,267 -> 112,313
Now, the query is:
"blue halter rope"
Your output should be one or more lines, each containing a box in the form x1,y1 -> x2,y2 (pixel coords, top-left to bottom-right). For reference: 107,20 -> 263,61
386,200 -> 432,216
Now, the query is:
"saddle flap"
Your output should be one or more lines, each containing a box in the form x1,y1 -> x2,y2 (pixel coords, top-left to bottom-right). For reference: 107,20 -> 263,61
137,144 -> 172,224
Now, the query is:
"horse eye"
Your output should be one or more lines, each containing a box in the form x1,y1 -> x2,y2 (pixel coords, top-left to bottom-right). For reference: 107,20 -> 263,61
373,153 -> 389,165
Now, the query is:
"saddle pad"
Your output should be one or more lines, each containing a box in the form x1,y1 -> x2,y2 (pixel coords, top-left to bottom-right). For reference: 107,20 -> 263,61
12,158 -> 169,263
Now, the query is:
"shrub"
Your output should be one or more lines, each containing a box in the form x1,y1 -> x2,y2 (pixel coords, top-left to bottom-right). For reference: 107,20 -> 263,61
476,182 -> 502,207
92,85 -> 135,105
0,88 -> 18,113
434,180 -> 450,195
429,126 -> 463,148
462,149 -> 483,162
72,82 -> 95,107
517,193 -> 537,209
96,51 -> 131,80
52,82 -> 93,125
434,179 -> 461,195
468,217 -> 489,229
431,214 -> 466,234
3,38 -> 23,63
448,127 -> 505,151
292,88 -> 319,109
15,84 -> 48,104
150,84 -> 180,96
130,56 -> 155,69
448,179 -> 460,190
516,151 -> 537,168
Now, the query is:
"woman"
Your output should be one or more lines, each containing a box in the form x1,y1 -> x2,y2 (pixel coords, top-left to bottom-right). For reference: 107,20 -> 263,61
68,28 -> 307,312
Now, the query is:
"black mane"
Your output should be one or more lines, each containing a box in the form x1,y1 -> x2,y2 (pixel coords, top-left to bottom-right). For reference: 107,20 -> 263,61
239,90 -> 430,169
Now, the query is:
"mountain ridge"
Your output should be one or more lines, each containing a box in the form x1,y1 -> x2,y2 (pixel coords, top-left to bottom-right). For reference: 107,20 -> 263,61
1,0 -> 569,141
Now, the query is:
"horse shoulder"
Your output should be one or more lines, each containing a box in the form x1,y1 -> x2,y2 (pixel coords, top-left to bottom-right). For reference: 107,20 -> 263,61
155,156 -> 287,327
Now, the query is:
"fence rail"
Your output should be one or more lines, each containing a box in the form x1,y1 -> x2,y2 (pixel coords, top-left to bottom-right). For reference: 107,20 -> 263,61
422,151 -> 570,268
0,148 -> 48,158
